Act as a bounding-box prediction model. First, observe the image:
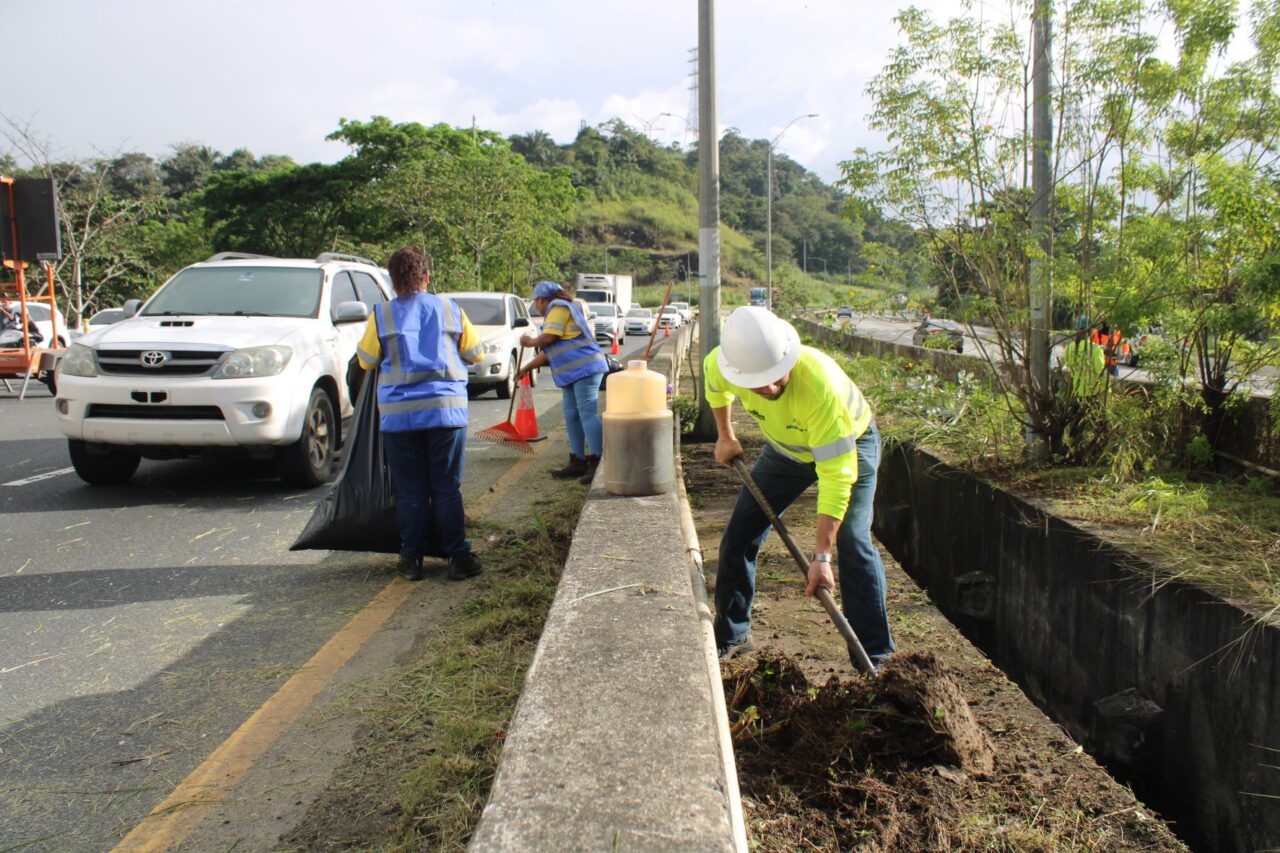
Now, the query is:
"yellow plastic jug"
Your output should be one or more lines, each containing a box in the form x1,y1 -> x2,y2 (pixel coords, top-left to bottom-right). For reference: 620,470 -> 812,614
602,360 -> 674,496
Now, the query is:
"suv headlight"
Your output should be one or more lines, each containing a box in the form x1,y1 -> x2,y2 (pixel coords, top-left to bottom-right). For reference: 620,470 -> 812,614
60,343 -> 98,377
212,345 -> 293,379
482,340 -> 503,355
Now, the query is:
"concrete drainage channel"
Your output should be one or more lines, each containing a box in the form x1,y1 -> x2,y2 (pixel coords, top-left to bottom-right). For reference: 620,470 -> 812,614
798,316 -> 1280,852
470,326 -> 749,852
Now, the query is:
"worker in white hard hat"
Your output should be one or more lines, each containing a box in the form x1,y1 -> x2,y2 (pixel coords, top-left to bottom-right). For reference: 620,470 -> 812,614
705,306 -> 894,666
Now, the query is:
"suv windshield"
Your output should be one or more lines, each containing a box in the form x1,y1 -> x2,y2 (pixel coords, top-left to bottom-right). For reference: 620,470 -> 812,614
451,297 -> 506,326
627,309 -> 652,318
593,304 -> 619,317
143,267 -> 323,318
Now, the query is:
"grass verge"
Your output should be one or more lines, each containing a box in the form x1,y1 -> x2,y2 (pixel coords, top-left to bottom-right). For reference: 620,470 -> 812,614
278,486 -> 586,852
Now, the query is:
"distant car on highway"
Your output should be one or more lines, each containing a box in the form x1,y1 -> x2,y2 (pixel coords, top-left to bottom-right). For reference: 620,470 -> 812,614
912,319 -> 964,353
589,302 -> 626,345
658,306 -> 683,330
625,308 -> 655,336
71,307 -> 128,340
670,301 -> 693,324
836,306 -> 854,320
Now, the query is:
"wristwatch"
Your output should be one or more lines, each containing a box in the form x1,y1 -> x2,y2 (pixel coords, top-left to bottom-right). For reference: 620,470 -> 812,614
812,552 -> 832,564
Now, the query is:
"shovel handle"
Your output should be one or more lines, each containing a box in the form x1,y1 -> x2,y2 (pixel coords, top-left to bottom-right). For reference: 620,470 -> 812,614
730,456 -> 877,676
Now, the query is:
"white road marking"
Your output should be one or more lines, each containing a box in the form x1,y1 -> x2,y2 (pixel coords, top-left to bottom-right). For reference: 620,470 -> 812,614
3,467 -> 75,487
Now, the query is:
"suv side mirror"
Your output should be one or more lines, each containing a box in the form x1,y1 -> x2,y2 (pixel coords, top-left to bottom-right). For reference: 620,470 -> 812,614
513,316 -> 530,328
332,301 -> 369,324
122,299 -> 142,319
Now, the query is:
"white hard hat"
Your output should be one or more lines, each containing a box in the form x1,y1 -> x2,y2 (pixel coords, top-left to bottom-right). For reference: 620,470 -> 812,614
717,306 -> 801,387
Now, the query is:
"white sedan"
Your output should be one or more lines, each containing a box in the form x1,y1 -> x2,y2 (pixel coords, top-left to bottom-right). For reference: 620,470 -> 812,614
624,308 -> 655,336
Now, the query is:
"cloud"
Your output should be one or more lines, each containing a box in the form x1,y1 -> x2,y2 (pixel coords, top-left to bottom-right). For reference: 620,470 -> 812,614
1,0 -> 986,183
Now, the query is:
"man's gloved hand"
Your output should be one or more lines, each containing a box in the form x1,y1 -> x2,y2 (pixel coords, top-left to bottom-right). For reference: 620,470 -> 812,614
806,560 -> 835,597
714,436 -> 743,467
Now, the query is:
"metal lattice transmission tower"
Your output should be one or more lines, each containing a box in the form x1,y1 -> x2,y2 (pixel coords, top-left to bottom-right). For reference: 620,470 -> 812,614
684,47 -> 699,146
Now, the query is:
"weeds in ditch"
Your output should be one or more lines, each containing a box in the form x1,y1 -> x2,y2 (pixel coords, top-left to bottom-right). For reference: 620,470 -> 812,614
810,339 -> 1280,611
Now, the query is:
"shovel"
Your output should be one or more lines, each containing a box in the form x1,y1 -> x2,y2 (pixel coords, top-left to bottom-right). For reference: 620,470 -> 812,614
730,456 -> 877,676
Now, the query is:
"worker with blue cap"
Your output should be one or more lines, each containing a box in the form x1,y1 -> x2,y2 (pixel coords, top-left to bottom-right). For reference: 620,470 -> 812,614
517,281 -> 610,482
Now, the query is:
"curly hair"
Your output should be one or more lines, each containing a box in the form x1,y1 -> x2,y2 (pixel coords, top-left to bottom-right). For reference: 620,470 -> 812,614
387,246 -> 431,295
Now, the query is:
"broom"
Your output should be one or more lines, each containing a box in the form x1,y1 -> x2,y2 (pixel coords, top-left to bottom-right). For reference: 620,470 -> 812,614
475,345 -> 535,455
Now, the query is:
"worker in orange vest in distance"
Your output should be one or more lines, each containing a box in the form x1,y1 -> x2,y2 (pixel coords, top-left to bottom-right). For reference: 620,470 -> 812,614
1091,323 -> 1122,376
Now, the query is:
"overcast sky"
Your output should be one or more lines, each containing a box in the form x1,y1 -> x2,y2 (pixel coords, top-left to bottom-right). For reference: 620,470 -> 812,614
4,0 -> 971,182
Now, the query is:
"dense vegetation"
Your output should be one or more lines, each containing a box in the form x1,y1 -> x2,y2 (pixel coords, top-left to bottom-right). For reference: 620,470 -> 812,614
844,0 -> 1280,463
1,114 -> 925,326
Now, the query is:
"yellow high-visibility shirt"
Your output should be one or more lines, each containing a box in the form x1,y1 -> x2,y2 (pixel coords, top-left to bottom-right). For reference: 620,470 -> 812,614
541,305 -> 583,340
705,346 -> 873,519
357,299 -> 482,369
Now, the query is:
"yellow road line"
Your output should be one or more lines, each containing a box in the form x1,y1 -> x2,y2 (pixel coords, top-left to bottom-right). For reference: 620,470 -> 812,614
113,425 -> 563,852
112,579 -> 416,852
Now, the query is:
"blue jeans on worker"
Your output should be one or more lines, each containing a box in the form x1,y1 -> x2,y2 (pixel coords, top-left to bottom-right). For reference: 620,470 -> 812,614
714,423 -> 894,664
561,372 -> 603,457
382,426 -> 470,560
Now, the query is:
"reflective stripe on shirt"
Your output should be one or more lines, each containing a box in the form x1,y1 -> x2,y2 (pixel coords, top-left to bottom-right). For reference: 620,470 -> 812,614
377,395 -> 469,415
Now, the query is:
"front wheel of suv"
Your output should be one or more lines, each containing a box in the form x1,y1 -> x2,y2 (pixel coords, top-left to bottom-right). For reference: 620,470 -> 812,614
68,439 -> 141,485
277,387 -> 337,488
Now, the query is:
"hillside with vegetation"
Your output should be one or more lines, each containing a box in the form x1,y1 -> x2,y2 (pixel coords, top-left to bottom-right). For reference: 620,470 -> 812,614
1,114 -> 926,323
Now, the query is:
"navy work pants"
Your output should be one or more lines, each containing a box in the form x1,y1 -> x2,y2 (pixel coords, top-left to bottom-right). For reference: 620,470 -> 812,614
382,426 -> 469,560
714,423 -> 895,664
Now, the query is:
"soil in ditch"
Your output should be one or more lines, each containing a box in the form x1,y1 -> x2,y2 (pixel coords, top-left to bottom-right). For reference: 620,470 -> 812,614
684,432 -> 1187,851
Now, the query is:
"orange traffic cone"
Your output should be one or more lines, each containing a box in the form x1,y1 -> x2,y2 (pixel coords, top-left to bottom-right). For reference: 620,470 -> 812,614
611,330 -> 620,355
513,373 -> 545,442
664,323 -> 670,338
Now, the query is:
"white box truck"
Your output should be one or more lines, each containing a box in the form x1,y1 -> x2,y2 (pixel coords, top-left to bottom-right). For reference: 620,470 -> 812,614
575,273 -> 634,312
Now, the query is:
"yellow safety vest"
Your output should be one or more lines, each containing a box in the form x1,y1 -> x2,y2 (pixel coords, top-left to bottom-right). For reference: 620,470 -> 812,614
704,346 -> 873,518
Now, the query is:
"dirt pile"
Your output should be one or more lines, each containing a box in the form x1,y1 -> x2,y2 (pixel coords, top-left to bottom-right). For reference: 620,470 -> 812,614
724,651 -> 1173,851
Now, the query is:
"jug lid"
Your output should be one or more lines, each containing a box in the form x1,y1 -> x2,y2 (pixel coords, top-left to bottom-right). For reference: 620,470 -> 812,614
628,359 -> 647,370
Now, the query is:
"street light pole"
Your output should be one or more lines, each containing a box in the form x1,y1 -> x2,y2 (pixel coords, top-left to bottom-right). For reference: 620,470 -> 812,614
765,113 -> 817,313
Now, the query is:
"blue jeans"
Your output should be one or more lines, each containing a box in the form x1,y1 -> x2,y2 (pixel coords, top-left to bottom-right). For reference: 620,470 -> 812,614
715,423 -> 895,664
561,372 -> 603,457
382,426 -> 469,560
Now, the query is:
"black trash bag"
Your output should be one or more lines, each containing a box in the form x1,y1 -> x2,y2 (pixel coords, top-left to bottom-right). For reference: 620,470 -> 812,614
292,364 -> 439,554
601,354 -> 624,390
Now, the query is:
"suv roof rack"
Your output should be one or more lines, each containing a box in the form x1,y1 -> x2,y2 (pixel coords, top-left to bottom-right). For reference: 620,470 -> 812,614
315,252 -> 378,268
205,252 -> 276,262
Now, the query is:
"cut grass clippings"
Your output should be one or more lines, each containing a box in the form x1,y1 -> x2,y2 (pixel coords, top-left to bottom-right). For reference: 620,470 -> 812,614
278,487 -> 585,853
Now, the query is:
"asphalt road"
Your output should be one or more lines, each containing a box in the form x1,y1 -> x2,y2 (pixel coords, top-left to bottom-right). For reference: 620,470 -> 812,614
0,330 -> 660,852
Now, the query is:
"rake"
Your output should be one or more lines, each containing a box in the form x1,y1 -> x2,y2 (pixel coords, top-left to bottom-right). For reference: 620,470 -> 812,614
475,345 -> 535,454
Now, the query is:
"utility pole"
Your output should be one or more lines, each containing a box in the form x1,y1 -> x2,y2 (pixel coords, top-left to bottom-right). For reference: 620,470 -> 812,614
692,0 -> 721,440
1028,0 -> 1053,461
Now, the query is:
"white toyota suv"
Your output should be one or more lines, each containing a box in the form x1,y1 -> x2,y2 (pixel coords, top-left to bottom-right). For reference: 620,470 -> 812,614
55,252 -> 392,487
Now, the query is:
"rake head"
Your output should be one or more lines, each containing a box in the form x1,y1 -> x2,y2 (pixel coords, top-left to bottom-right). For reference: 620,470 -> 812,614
475,421 -> 535,455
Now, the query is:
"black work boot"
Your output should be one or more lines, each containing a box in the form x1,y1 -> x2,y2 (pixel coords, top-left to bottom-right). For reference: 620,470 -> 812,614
447,551 -> 483,581
577,454 -> 601,485
396,554 -> 424,582
551,454 -> 588,479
